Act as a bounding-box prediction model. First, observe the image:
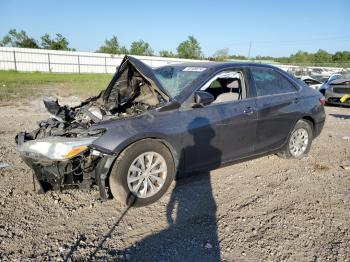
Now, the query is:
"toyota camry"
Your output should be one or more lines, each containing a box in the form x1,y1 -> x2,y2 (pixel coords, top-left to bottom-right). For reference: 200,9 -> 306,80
16,56 -> 326,206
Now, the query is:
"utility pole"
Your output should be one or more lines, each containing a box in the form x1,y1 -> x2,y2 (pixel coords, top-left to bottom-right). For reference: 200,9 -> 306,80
248,41 -> 252,60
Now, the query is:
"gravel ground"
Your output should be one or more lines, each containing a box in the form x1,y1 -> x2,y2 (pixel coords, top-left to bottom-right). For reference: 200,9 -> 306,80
0,98 -> 349,261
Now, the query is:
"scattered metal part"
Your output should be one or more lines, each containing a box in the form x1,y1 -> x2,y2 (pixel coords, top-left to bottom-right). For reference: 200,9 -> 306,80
0,162 -> 10,169
341,165 -> 350,171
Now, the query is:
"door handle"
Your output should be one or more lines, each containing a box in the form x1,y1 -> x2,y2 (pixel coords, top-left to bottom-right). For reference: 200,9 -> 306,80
293,97 -> 300,104
244,107 -> 254,116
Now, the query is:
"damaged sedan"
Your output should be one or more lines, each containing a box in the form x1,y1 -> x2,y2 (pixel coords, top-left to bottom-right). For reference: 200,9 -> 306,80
321,71 -> 350,106
17,56 -> 326,206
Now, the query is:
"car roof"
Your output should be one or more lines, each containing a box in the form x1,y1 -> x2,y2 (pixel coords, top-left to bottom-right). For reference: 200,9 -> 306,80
163,61 -> 289,104
162,61 -> 277,71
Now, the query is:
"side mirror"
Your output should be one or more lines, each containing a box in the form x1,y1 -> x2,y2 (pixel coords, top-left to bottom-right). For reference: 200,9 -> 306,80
194,91 -> 214,107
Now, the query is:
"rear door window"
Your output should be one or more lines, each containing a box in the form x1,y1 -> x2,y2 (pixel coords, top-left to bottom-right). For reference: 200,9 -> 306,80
251,67 -> 297,96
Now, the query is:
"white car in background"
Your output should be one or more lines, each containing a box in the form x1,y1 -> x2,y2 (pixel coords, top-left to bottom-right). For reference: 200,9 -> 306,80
300,76 -> 323,89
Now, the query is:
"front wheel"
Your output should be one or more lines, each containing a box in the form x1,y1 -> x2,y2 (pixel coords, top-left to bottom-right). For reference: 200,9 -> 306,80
278,119 -> 313,159
109,140 -> 175,207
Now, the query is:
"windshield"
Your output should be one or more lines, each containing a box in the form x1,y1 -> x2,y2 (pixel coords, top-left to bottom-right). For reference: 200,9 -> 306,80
154,66 -> 206,97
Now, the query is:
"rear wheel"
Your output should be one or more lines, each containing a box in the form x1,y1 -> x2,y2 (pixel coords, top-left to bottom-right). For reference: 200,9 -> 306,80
109,140 -> 175,207
278,119 -> 313,159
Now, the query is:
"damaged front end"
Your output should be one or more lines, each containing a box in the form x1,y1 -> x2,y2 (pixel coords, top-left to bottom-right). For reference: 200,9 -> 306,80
16,56 -> 170,197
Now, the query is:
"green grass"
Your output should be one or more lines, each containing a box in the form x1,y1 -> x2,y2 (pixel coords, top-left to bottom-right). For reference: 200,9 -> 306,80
0,71 -> 112,101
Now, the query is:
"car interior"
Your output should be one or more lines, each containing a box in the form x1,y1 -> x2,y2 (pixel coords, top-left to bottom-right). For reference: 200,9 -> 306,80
201,71 -> 246,104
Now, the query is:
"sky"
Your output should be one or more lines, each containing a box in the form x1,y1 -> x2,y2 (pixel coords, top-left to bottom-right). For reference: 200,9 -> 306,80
0,0 -> 349,57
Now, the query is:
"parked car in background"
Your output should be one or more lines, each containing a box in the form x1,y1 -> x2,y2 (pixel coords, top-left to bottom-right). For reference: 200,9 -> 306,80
318,73 -> 342,95
16,56 -> 326,206
322,72 -> 350,106
299,76 -> 323,89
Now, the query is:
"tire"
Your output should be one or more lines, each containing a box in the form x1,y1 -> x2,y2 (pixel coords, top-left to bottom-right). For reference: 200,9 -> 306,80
277,119 -> 313,159
109,139 -> 175,207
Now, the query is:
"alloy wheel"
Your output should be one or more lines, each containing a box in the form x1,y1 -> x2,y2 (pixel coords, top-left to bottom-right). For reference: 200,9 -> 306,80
127,152 -> 167,198
289,128 -> 309,157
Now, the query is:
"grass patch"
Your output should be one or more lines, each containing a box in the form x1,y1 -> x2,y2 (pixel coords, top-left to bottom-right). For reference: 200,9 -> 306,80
0,71 -> 112,101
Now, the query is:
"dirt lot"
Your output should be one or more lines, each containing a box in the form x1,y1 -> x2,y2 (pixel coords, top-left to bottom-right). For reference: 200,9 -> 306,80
0,98 -> 349,261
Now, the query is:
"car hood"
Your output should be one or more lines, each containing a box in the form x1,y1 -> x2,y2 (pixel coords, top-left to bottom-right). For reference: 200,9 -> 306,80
103,55 -> 171,104
329,78 -> 350,85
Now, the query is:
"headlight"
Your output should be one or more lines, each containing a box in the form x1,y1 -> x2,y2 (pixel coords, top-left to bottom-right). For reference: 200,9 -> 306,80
18,136 -> 98,161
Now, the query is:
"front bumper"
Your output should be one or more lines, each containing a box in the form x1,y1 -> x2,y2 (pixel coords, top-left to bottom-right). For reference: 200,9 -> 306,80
20,152 -> 115,199
325,90 -> 350,106
20,154 -> 93,192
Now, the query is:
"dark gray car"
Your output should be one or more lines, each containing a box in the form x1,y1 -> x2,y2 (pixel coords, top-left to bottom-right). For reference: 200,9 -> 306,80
16,56 -> 326,206
321,72 -> 350,106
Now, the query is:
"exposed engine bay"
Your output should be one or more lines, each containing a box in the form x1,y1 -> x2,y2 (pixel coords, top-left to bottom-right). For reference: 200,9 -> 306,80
16,56 -> 169,196
18,59 -> 167,142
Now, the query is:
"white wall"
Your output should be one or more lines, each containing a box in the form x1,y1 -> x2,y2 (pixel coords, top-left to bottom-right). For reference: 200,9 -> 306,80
0,47 -> 345,75
0,47 -> 205,74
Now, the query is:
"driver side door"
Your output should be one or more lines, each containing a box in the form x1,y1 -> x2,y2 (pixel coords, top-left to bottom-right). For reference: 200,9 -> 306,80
181,68 -> 257,172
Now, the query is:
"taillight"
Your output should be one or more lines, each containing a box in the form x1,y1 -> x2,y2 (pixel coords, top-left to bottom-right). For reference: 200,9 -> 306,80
319,97 -> 326,105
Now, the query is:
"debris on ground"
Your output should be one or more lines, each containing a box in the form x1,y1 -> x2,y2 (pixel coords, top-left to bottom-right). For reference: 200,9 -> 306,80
0,162 -> 10,169
341,165 -> 350,171
0,100 -> 350,261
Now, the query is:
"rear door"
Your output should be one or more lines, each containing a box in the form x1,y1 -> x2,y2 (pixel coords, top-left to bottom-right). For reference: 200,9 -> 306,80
249,67 -> 301,153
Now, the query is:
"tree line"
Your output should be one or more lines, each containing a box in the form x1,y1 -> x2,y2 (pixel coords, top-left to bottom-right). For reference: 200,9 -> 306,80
209,49 -> 350,67
0,29 -> 203,59
274,50 -> 350,67
1,29 -> 349,67
0,29 -> 75,51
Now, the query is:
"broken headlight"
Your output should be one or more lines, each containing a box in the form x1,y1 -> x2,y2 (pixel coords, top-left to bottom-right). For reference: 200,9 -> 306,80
18,136 -> 98,161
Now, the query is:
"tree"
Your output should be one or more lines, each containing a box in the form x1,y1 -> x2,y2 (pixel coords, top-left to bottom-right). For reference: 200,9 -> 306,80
97,36 -> 128,54
159,50 -> 176,58
177,36 -> 202,59
255,55 -> 275,61
332,51 -> 350,63
0,29 -> 39,48
212,48 -> 229,61
313,49 -> 332,64
290,50 -> 311,64
119,46 -> 129,55
40,33 -> 74,50
228,54 -> 249,60
129,40 -> 154,56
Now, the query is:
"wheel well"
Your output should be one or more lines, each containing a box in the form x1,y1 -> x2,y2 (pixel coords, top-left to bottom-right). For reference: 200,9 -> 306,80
301,116 -> 315,135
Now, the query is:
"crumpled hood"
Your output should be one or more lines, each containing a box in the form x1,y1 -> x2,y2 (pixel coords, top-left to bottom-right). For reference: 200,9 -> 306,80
16,56 -> 172,144
103,55 -> 170,105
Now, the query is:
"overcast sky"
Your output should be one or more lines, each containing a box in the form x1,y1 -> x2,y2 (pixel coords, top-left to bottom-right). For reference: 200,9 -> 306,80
1,0 -> 349,57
